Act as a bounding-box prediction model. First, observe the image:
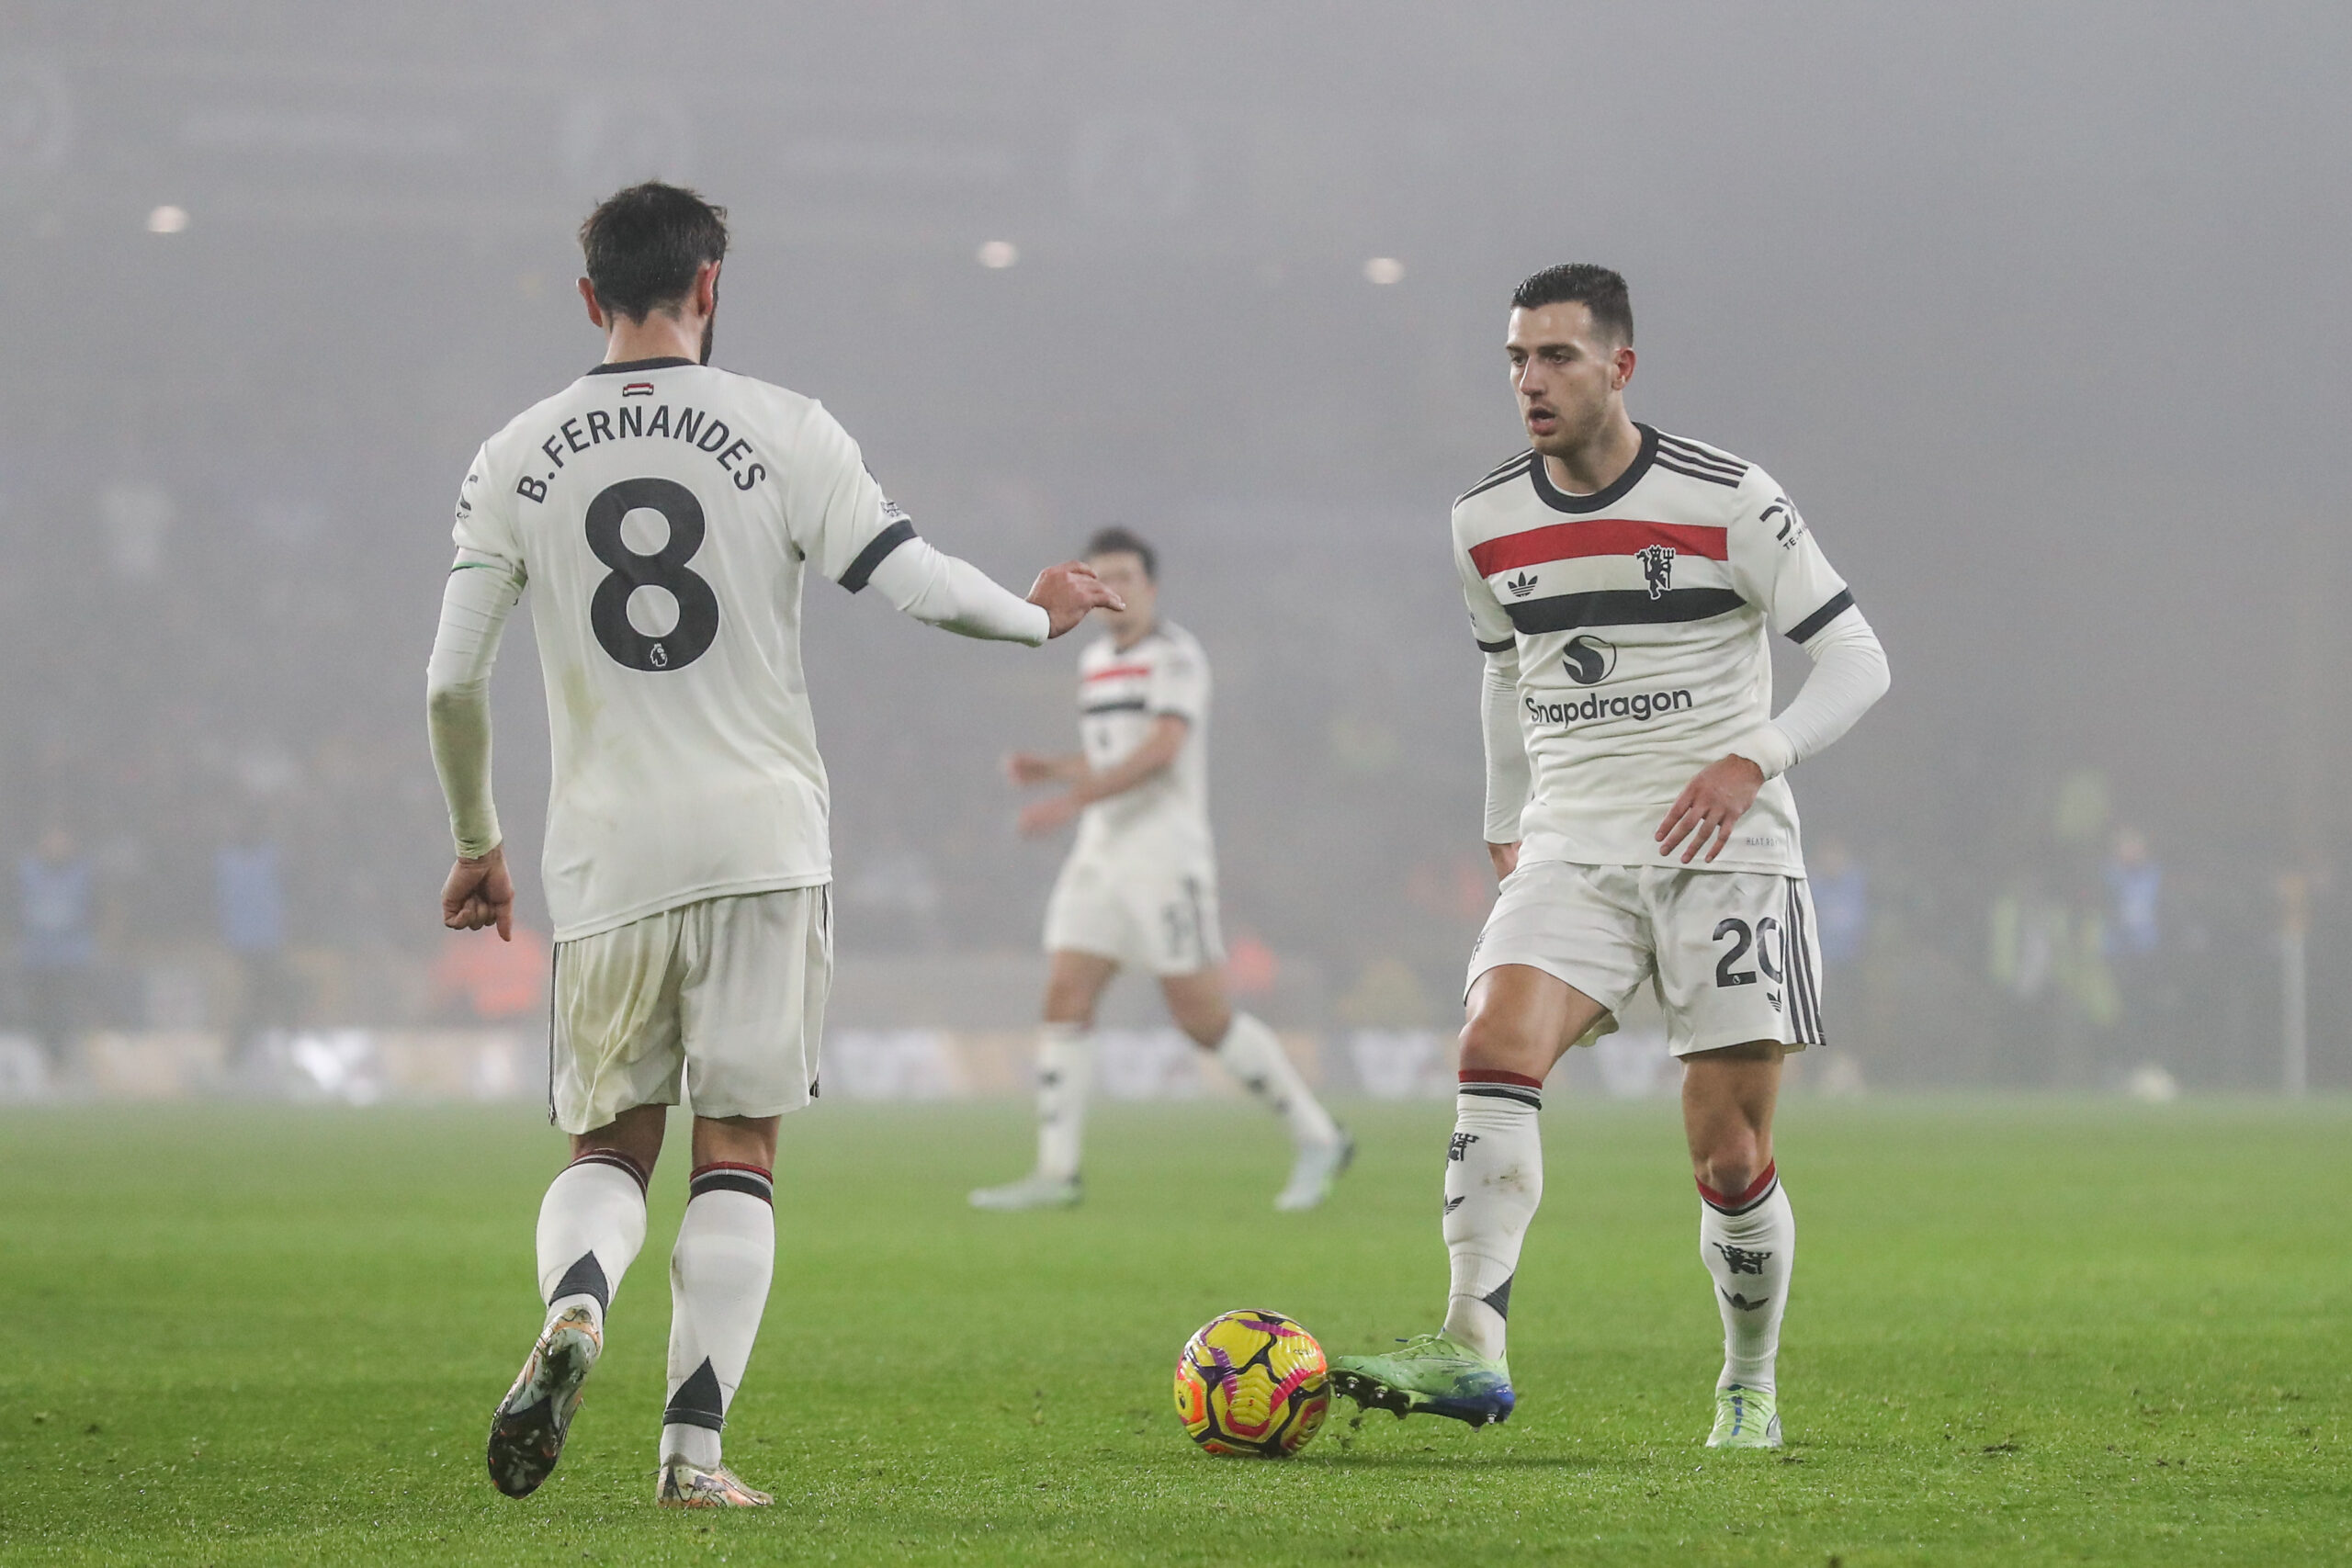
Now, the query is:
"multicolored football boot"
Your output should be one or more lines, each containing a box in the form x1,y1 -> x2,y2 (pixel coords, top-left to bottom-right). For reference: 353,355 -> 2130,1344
1705,1383 -> 1781,1449
486,1303 -> 602,1497
656,1458 -> 775,1507
1329,1331 -> 1515,1427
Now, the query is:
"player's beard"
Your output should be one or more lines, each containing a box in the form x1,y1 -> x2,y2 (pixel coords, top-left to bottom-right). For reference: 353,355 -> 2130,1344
698,310 -> 716,366
1528,395 -> 1608,462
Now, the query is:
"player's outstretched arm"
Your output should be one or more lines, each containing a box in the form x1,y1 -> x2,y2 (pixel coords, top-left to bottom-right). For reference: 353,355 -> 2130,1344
1024,560 -> 1123,637
1007,751 -> 1087,787
1017,716 -> 1187,837
860,537 -> 1121,645
426,551 -> 523,939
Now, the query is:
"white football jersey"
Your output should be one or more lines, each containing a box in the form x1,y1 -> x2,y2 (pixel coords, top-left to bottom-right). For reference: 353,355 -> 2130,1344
453,355 -> 922,941
1069,623 -> 1214,873
1453,424 -> 1858,876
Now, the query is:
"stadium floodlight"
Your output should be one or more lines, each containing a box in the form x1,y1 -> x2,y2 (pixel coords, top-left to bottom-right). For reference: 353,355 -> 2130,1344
1363,256 -> 1405,285
977,240 -> 1019,269
146,204 -> 189,234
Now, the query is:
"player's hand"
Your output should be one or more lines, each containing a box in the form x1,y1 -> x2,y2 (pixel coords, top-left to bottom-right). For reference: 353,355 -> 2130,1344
1005,751 -> 1064,787
1656,755 -> 1766,865
1017,793 -> 1082,838
1027,560 -> 1124,638
442,845 -> 516,941
1487,841 -> 1521,882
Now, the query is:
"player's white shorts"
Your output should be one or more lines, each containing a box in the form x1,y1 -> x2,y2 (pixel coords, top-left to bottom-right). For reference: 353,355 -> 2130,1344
1467,859 -> 1823,1057
1043,852 -> 1224,976
549,886 -> 830,1134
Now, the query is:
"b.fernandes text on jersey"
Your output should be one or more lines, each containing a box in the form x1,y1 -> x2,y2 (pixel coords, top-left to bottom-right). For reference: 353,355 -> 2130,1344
514,400 -> 770,502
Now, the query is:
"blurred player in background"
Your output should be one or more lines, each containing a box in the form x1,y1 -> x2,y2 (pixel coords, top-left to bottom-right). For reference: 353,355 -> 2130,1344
1331,265 -> 1890,1447
970,528 -> 1352,1213
428,183 -> 1117,1507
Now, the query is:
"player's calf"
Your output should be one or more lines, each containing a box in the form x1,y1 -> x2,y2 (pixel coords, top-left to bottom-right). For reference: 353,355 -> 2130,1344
659,1156 -> 776,1492
487,1146 -> 650,1498
1697,1162 -> 1795,1440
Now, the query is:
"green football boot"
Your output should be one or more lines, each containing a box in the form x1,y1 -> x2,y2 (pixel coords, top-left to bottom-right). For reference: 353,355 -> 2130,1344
1329,1331 -> 1514,1427
1704,1383 -> 1781,1449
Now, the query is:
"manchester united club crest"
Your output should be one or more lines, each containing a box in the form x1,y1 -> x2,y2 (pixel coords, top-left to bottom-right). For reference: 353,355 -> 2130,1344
1635,543 -> 1675,600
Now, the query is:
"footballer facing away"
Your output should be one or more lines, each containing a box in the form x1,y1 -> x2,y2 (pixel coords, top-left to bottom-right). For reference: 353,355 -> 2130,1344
970,527 -> 1352,1214
1330,265 -> 1891,1448
426,183 -> 1118,1506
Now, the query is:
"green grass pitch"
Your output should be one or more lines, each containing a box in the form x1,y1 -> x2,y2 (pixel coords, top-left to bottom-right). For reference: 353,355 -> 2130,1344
0,1098 -> 2346,1565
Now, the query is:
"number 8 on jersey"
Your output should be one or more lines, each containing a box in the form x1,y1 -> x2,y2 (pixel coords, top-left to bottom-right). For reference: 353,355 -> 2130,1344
585,477 -> 720,671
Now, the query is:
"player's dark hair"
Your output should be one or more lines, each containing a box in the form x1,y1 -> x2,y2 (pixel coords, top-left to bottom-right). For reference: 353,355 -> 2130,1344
1084,525 -> 1157,581
578,182 -> 730,321
1510,263 -> 1634,345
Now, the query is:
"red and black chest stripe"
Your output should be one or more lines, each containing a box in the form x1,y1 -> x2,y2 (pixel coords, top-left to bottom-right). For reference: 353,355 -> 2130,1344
1080,660 -> 1153,716
1463,426 -> 1752,638
1473,518 -> 1741,635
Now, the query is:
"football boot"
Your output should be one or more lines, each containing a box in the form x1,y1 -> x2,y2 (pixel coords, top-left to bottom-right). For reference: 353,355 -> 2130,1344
1704,1383 -> 1782,1449
1273,1130 -> 1355,1212
1329,1330 -> 1514,1427
486,1304 -> 602,1497
967,1171 -> 1081,1211
656,1458 -> 774,1507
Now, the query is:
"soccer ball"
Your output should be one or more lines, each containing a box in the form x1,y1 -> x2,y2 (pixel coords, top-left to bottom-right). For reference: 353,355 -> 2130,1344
1172,1309 -> 1330,1457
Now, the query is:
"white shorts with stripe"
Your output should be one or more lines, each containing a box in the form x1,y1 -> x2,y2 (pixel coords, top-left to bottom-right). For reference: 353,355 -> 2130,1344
549,886 -> 830,1134
1042,852 -> 1224,976
1466,860 -> 1824,1057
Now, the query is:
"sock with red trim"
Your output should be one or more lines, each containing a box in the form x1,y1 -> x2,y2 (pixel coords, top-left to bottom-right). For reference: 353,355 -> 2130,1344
1439,1071 -> 1545,1361
1698,1164 -> 1795,1393
536,1150 -> 649,1330
661,1163 -> 776,1470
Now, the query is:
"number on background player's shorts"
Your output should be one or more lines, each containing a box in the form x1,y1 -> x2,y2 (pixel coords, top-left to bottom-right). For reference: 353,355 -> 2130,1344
1466,860 -> 1823,1057
1044,857 -> 1226,976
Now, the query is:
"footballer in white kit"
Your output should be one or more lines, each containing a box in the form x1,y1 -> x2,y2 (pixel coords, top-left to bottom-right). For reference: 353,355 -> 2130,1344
1330,265 -> 1889,1448
969,528 -> 1351,1213
425,184 -> 1117,1507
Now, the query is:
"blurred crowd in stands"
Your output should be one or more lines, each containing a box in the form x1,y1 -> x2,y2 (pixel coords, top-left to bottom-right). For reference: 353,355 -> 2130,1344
8,745 -> 2339,1091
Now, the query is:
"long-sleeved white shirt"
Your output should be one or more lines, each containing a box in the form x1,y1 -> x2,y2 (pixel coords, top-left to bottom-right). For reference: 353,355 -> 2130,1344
426,356 -> 1046,940
1458,426 -> 1889,873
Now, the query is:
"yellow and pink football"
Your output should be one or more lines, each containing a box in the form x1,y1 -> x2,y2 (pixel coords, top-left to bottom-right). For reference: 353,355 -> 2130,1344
1173,1309 -> 1330,1457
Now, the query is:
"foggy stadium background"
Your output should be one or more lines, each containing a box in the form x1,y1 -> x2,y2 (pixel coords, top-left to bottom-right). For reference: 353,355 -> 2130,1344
2,2 -> 2345,1100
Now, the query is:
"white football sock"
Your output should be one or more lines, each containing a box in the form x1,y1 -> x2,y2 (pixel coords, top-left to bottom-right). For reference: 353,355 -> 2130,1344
661,1164 -> 776,1469
535,1151 -> 649,1327
1034,1023 -> 1092,1182
1699,1164 -> 1795,1393
1439,1075 -> 1545,1362
1215,1012 -> 1340,1148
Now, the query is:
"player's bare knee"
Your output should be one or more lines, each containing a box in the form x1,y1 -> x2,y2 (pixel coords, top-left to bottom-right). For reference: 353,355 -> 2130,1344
1159,973 -> 1231,1049
1042,987 -> 1098,1028
1690,1119 -> 1769,1195
1175,1004 -> 1231,1051
1457,1008 -> 1546,1078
